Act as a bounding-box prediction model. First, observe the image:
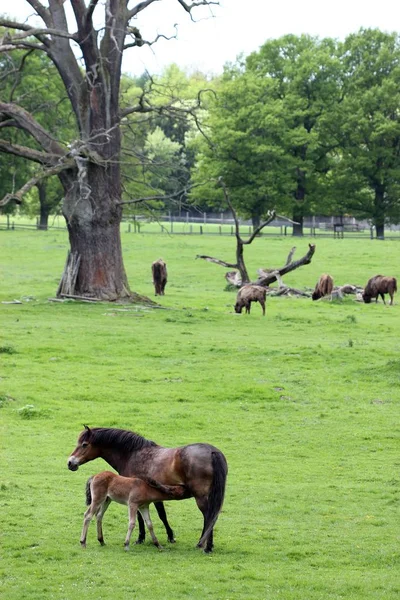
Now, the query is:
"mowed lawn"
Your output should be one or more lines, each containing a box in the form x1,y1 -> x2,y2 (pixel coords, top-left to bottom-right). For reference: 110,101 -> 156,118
1,229 -> 400,600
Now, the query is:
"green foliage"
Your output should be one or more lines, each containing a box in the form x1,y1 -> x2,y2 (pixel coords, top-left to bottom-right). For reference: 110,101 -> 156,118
1,230 -> 400,600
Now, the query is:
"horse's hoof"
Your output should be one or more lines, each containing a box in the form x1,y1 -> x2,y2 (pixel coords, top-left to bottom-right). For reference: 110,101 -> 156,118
157,545 -> 164,551
124,545 -> 130,552
204,547 -> 213,554
168,538 -> 176,544
135,539 -> 144,545
80,542 -> 86,549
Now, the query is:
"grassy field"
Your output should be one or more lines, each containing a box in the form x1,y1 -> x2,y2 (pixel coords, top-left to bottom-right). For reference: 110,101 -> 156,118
1,229 -> 400,600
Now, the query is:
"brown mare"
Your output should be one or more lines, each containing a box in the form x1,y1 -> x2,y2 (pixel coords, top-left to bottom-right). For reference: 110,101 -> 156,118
68,426 -> 228,553
81,471 -> 188,551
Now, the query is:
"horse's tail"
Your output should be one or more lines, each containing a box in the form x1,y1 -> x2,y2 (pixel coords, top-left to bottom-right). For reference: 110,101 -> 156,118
198,450 -> 228,547
393,277 -> 398,292
85,476 -> 93,506
146,477 -> 187,499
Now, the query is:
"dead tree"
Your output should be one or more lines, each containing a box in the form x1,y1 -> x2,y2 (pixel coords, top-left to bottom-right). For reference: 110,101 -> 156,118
196,178 -> 316,287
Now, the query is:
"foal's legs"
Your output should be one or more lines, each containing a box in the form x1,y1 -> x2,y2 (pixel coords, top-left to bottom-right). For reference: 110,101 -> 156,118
81,501 -> 102,547
96,497 -> 111,545
139,506 -> 163,550
124,502 -> 138,551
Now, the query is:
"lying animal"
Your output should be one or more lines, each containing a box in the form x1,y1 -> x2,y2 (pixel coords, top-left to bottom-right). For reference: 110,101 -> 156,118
81,471 -> 187,551
152,259 -> 167,296
312,273 -> 334,301
362,275 -> 397,305
234,285 -> 266,316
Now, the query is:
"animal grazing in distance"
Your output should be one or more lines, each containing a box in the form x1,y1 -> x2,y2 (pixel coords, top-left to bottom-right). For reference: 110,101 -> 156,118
152,259 -> 167,296
68,426 -> 228,553
362,275 -> 397,305
312,274 -> 334,301
234,285 -> 267,316
81,471 -> 188,551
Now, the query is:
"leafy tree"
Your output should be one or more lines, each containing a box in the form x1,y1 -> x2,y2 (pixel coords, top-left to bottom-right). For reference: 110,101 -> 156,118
328,29 -> 400,238
0,1 -> 214,300
191,35 -> 343,234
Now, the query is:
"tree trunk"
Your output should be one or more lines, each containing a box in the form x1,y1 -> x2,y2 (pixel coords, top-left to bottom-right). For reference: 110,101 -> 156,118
37,182 -> 50,230
58,166 -> 131,301
236,239 -> 250,284
38,205 -> 49,230
373,186 -> 385,239
292,209 -> 304,236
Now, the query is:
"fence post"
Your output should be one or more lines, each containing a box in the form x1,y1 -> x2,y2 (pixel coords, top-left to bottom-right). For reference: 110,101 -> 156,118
370,227 -> 374,239
133,217 -> 137,233
200,225 -> 203,234
12,221 -> 15,230
284,226 -> 287,236
190,225 -> 193,234
127,223 -> 131,233
219,225 -> 222,235
7,214 -> 10,229
231,226 -> 233,235
137,222 -> 141,233
186,211 -> 189,223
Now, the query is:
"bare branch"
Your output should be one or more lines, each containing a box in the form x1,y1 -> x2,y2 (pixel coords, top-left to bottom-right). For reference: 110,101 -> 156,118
244,211 -> 276,244
177,0 -> 219,19
195,255 -> 237,269
128,0 -> 161,19
0,102 -> 66,156
0,139 -> 58,164
0,159 -> 74,206
256,244 -> 316,286
26,0 -> 51,25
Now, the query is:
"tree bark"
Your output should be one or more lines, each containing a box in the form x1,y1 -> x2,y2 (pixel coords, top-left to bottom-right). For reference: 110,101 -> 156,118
59,166 -> 130,300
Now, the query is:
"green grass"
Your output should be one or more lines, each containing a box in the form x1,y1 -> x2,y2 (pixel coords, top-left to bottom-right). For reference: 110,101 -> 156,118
1,230 -> 400,600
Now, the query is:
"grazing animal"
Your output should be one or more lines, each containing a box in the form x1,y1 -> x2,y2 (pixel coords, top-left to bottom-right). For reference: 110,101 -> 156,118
81,471 -> 188,551
152,259 -> 167,296
362,275 -> 397,305
234,285 -> 266,316
68,426 -> 228,553
312,274 -> 334,301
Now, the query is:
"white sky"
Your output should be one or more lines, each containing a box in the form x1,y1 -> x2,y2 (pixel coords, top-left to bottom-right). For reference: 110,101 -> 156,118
4,0 -> 400,76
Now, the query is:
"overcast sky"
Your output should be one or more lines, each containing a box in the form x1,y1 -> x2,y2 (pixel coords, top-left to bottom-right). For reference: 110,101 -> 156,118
6,0 -> 400,76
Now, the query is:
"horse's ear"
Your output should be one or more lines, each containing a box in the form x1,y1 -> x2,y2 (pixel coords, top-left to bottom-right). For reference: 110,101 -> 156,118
83,424 -> 91,434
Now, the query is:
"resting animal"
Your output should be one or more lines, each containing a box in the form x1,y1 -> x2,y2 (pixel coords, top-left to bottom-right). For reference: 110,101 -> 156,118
234,285 -> 266,316
312,273 -> 334,301
362,275 -> 397,305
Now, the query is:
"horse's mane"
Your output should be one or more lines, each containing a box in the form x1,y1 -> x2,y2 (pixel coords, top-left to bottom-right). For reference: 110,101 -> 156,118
82,427 -> 157,452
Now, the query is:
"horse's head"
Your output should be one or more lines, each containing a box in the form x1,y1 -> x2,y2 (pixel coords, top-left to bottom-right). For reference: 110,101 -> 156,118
67,425 -> 100,471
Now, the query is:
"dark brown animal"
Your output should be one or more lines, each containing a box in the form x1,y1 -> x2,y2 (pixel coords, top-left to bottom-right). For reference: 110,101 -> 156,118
234,285 -> 266,316
312,274 -> 334,301
81,471 -> 187,551
362,275 -> 397,305
68,426 -> 228,553
152,259 -> 167,296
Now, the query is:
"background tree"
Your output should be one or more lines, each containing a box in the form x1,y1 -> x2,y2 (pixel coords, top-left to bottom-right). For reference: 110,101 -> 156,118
191,35 -> 343,235
0,1 -> 216,300
327,29 -> 400,238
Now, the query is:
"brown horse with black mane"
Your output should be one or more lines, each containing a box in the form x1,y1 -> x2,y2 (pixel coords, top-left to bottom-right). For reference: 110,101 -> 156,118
68,426 -> 228,553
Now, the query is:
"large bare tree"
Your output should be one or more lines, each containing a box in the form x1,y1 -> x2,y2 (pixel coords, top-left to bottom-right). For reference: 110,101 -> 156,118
0,0 -> 216,300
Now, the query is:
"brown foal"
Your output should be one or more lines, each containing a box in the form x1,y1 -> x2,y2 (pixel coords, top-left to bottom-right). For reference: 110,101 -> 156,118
81,471 -> 187,551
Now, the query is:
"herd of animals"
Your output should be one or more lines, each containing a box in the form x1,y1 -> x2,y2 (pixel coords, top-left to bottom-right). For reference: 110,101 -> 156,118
152,258 -> 397,315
